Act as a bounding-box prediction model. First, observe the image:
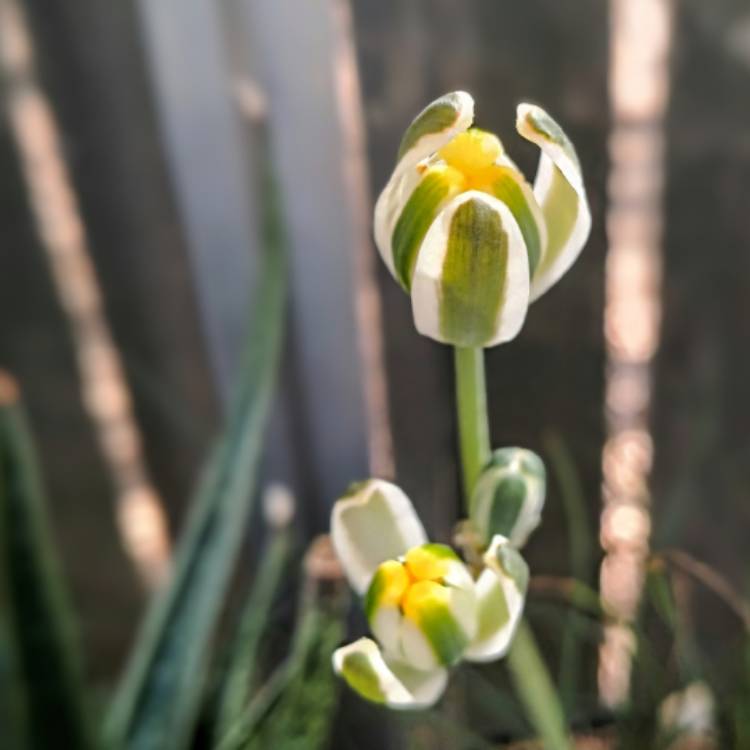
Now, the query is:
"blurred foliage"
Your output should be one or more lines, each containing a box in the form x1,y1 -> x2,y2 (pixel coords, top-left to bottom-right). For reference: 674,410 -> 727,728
0,155 -> 348,750
0,227 -> 347,750
0,378 -> 94,750
103,179 -> 288,750
232,578 -> 347,750
214,527 -> 293,744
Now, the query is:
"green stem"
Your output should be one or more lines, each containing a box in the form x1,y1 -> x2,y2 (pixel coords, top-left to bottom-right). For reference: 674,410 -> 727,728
453,347 -> 491,504
453,346 -> 571,750
507,621 -> 573,750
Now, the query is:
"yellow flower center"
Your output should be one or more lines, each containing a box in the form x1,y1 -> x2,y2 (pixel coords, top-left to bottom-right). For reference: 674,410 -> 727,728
401,580 -> 447,623
438,128 -> 504,190
373,546 -> 452,623
374,560 -> 411,608
404,545 -> 450,581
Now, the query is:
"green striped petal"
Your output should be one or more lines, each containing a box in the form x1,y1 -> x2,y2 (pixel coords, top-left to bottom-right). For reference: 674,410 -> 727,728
399,581 -> 477,669
391,167 -> 464,290
489,161 -> 547,278
464,536 -> 529,662
374,160 -> 425,280
470,447 -> 546,548
516,103 -> 591,301
333,638 -> 448,709
374,92 -> 473,285
331,480 -> 427,594
397,91 -> 474,169
411,191 -> 530,347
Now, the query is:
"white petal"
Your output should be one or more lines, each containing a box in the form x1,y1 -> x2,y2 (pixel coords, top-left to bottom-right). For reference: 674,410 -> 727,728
331,480 -> 427,594
398,617 -> 440,671
333,637 -> 447,709
387,657 -> 448,709
464,536 -> 528,663
370,605 -> 402,659
488,161 -> 548,279
396,91 -> 474,171
411,190 -> 530,347
441,557 -> 476,591
516,103 -> 592,302
445,576 -> 479,645
441,560 -> 479,644
375,91 -> 474,281
373,161 -> 424,279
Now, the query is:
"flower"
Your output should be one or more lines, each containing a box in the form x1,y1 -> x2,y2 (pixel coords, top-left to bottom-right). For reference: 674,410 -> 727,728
374,91 -> 591,347
330,479 -> 529,709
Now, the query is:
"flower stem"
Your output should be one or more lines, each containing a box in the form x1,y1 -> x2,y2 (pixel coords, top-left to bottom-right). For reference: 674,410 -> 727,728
453,346 -> 491,505
507,621 -> 573,750
453,346 -> 572,750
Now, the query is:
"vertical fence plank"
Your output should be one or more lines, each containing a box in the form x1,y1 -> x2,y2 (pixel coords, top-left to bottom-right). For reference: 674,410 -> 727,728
653,0 -> 750,650
17,0 -> 220,522
241,0 -> 372,525
134,0 -> 261,404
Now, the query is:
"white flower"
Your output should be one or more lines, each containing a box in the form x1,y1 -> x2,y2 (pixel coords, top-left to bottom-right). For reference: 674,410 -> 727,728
330,479 -> 529,709
374,92 -> 591,347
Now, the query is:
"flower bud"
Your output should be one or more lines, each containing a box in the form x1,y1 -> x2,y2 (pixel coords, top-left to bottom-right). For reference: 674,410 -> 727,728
470,447 -> 546,548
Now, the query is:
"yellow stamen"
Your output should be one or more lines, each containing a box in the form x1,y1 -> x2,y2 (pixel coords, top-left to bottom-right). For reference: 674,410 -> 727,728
376,559 -> 411,607
439,128 -> 503,177
402,580 -> 447,623
405,546 -> 450,582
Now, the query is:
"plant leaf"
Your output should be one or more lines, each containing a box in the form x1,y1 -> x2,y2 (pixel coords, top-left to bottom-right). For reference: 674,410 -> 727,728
104,176 -> 288,750
506,619 -> 573,750
0,374 -> 94,750
213,527 -> 292,743
239,585 -> 346,750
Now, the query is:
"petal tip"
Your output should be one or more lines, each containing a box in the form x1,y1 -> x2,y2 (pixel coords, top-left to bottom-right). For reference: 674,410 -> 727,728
331,480 -> 427,594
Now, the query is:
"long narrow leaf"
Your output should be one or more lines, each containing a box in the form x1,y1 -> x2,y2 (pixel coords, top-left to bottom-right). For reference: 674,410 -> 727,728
507,619 -> 573,750
104,183 -> 288,750
0,373 -> 94,750
543,431 -> 595,715
0,611 -> 27,750
241,594 -> 345,750
214,526 -> 292,743
218,541 -> 348,750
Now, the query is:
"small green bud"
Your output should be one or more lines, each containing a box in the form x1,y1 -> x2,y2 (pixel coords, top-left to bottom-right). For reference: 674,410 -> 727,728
470,447 -> 546,548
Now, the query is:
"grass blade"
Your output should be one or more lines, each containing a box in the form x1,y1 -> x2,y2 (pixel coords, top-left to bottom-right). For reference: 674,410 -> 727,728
507,619 -> 573,750
104,186 -> 288,750
214,523 -> 292,743
543,431 -> 595,716
218,537 -> 347,750
0,373 -> 94,750
242,591 -> 345,750
0,610 -> 27,750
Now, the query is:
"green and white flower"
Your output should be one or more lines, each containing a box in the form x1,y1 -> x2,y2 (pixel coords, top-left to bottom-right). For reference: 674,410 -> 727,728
374,91 -> 591,347
330,479 -> 529,709
470,447 -> 546,548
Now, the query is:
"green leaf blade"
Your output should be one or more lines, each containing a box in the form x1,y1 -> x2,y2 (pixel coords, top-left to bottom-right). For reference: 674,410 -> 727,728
0,375 -> 94,750
104,180 -> 288,750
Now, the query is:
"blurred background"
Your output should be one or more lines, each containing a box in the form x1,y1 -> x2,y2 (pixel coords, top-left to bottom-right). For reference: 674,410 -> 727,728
1,0 -> 749,747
